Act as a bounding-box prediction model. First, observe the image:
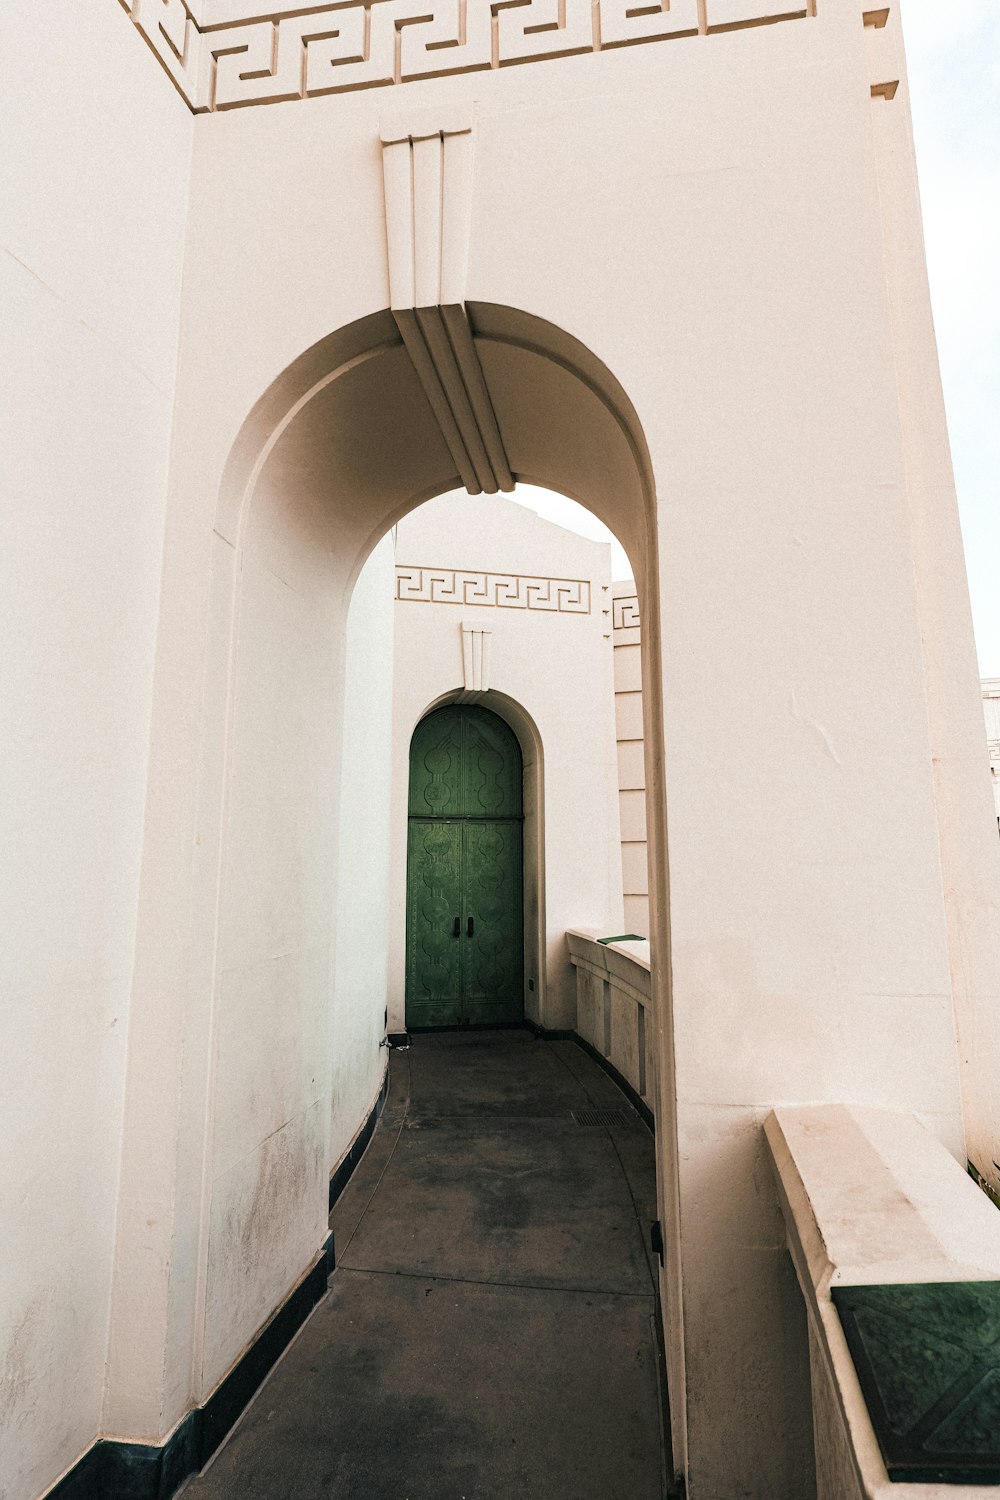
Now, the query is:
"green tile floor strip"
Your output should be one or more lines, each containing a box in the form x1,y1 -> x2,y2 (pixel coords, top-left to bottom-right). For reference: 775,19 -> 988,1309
832,1282 -> 1000,1484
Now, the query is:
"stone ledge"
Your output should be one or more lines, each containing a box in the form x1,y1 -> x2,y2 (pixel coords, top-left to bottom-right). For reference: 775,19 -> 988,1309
765,1105 -> 1000,1498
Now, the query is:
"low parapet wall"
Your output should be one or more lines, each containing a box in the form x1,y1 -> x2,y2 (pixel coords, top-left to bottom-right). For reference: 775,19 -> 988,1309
765,1106 -> 1000,1498
566,929 -> 653,1120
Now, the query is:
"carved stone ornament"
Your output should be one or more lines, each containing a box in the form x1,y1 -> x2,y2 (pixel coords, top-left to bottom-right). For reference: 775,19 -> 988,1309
380,108 -> 514,496
115,0 -> 819,115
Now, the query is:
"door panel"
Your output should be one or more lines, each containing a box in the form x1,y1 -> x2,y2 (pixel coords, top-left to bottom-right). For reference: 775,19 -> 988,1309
405,705 -> 524,1029
408,710 -> 464,818
463,820 -> 523,1024
464,710 -> 521,817
409,706 -> 521,818
405,820 -> 463,1028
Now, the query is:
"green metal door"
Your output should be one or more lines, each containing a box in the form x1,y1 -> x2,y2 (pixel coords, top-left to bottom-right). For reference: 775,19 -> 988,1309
406,705 -> 523,1029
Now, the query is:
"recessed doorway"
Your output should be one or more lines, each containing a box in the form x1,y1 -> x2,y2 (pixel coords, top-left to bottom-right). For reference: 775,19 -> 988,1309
405,704 -> 524,1029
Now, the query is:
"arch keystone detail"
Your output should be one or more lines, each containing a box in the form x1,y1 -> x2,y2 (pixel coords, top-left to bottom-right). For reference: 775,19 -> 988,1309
461,620 -> 493,692
380,111 -> 514,496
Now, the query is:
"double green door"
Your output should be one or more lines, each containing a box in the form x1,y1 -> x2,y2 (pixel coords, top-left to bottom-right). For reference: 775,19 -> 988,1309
405,705 -> 523,1029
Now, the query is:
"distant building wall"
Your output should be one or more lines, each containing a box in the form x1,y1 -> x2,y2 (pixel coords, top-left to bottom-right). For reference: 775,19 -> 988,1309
984,679 -> 1000,825
613,583 -> 649,936
612,604 -> 1000,920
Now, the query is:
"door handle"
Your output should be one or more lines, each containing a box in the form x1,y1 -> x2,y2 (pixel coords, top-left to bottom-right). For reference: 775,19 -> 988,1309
467,916 -> 474,937
452,916 -> 460,938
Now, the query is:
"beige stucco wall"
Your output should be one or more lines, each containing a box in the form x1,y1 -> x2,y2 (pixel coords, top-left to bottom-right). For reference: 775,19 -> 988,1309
388,492 -> 624,1033
0,6 -> 193,1497
331,536 -> 396,1168
4,4 -> 999,1499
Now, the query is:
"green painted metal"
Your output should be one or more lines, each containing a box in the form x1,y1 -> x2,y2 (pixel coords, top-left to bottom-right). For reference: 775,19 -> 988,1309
409,704 -> 522,819
461,819 -> 522,1025
406,706 -> 523,1029
405,821 -> 464,1029
832,1281 -> 1000,1484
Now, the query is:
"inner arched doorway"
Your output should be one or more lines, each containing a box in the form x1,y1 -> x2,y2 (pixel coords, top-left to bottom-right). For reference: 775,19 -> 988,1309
405,704 -> 523,1029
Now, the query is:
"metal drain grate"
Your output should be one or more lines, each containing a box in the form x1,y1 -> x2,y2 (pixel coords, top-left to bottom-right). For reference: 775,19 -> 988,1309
572,1107 -> 629,1127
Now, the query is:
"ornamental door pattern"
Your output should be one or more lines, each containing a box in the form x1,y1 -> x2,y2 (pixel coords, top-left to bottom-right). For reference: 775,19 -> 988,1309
406,705 -> 523,1029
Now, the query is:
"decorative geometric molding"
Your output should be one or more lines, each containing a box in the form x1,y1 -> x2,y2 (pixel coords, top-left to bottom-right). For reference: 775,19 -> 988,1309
114,0 -> 818,115
707,0 -> 815,33
396,566 -> 591,612
381,106 -> 475,311
48,1233 -> 335,1499
461,621 -> 493,690
121,0 -> 205,109
613,595 -> 640,630
380,110 -> 514,496
864,3 -> 898,101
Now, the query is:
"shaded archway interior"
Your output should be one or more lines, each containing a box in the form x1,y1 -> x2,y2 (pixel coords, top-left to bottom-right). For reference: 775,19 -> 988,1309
199,298 -> 676,1424
218,302 -> 655,601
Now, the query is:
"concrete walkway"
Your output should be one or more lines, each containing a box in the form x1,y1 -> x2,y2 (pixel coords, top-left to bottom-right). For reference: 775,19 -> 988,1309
182,1030 -> 669,1499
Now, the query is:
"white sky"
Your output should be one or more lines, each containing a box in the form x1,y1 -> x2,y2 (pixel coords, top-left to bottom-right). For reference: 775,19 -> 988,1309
906,0 -> 1000,676
506,2 -> 1000,671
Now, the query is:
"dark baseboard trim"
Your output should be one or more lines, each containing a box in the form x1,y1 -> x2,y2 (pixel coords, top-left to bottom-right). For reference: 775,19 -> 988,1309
328,1062 -> 390,1212
387,1030 -> 410,1048
49,1234 -> 337,1499
522,1018 -> 574,1042
405,1019 -> 528,1034
51,1062 -> 389,1500
198,1234 -> 334,1460
44,1415 -> 201,1500
525,1020 -> 655,1132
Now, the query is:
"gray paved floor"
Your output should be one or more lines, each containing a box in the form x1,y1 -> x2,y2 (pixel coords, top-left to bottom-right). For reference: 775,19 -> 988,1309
182,1030 -> 668,1499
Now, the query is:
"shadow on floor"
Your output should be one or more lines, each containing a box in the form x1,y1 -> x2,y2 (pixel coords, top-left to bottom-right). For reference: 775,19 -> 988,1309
181,1030 -> 672,1499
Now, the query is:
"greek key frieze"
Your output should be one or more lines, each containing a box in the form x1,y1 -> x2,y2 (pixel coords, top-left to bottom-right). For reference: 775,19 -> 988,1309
612,595 -> 640,630
396,567 -> 591,614
116,0 -> 817,114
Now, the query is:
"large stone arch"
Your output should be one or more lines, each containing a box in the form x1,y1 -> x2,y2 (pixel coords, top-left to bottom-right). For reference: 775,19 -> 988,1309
202,298 -> 674,1355
105,298 -> 683,1472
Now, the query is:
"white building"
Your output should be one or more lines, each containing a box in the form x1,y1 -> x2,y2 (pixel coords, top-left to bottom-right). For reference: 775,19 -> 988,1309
5,4 -> 1000,1498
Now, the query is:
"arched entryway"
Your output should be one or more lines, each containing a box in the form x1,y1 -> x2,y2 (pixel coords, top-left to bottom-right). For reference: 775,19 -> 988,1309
406,704 -> 524,1030
192,304 -> 676,1389
110,299 -> 685,1492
